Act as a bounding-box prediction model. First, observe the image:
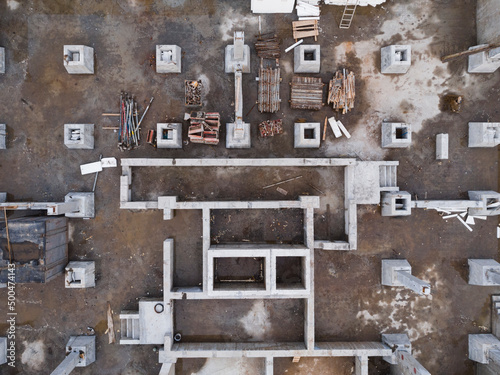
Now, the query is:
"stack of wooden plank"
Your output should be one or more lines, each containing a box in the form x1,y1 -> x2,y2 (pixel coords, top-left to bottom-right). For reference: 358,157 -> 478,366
259,119 -> 283,137
188,112 -> 220,145
327,69 -> 355,114
255,35 -> 281,60
290,76 -> 324,110
258,67 -> 281,113
292,20 -> 319,42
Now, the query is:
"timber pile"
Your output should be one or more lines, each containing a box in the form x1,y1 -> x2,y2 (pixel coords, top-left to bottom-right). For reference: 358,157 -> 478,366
255,35 -> 281,60
290,76 -> 324,110
258,67 -> 281,113
292,20 -> 319,42
188,112 -> 220,145
259,119 -> 283,137
328,69 -> 355,114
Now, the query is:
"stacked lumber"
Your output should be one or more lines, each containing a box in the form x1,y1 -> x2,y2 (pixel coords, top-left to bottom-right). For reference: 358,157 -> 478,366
255,35 -> 281,60
290,76 -> 324,110
327,69 -> 355,114
258,67 -> 281,113
292,20 -> 319,42
296,0 -> 320,20
188,112 -> 220,145
259,119 -> 283,138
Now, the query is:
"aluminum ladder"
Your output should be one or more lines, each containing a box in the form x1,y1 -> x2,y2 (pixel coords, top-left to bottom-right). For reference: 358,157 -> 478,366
339,0 -> 360,29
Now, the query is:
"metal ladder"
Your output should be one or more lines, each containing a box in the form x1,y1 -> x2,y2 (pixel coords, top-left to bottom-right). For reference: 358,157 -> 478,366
339,0 -> 359,29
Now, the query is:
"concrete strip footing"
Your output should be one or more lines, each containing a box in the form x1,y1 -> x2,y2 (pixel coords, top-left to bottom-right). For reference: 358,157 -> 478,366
381,260 -> 431,295
63,45 -> 94,74
0,47 -> 5,74
265,357 -> 274,375
468,259 -> 500,285
157,123 -> 182,148
468,122 -> 500,148
294,123 -> 321,148
159,363 -> 176,375
156,45 -> 182,73
64,124 -> 94,149
0,124 -> 6,149
65,261 -> 95,288
381,45 -> 411,74
381,122 -> 412,148
355,356 -> 368,375
436,133 -> 449,160
294,45 -> 320,73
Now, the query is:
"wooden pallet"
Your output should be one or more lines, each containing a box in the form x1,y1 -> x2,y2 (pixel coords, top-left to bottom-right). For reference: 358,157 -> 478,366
290,76 -> 324,110
292,20 -> 319,42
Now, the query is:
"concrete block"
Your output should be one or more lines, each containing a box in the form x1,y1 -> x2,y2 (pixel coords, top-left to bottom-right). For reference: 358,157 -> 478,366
63,45 -> 94,74
64,124 -> 94,149
225,32 -> 250,73
468,259 -> 500,286
382,334 -> 411,365
64,192 -> 95,218
157,123 -> 182,149
156,45 -> 182,73
0,47 -> 5,74
226,122 -> 251,148
0,124 -> 6,149
294,123 -> 321,148
469,334 -> 500,364
65,261 -> 96,288
381,45 -> 411,74
436,133 -> 449,160
294,44 -> 320,73
468,45 -> 500,73
381,191 -> 411,216
381,122 -> 411,148
66,335 -> 96,367
468,122 -> 500,147
0,337 -> 6,365
468,190 -> 500,216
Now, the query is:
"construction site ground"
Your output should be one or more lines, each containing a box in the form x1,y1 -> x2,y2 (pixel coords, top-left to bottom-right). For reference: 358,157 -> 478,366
0,0 -> 499,374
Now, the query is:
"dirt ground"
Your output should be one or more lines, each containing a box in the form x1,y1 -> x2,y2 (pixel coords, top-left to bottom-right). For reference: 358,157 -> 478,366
0,0 -> 499,374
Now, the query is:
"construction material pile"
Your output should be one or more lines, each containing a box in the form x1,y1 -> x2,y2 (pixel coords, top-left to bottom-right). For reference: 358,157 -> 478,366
292,20 -> 319,42
185,80 -> 202,106
328,69 -> 355,114
258,67 -> 281,113
296,0 -> 320,20
290,76 -> 324,110
118,94 -> 153,151
259,119 -> 283,137
188,111 -> 220,145
255,34 -> 281,60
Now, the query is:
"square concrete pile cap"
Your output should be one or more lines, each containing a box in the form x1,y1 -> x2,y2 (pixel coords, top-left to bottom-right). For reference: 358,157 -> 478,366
157,123 -> 182,148
156,45 -> 182,73
294,45 -> 320,73
63,45 -> 94,74
294,123 -> 320,148
226,123 -> 251,148
381,45 -> 411,74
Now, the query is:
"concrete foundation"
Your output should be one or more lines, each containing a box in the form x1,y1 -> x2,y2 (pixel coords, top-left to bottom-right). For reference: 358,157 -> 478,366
294,45 -> 321,73
0,47 -> 4,74
65,261 -> 95,288
468,122 -> 500,148
436,133 -> 449,160
63,45 -> 94,74
468,45 -> 500,73
381,45 -> 411,74
381,259 -> 431,295
381,191 -> 411,216
0,337 -> 6,365
468,191 -> 500,216
156,45 -> 182,73
469,334 -> 500,364
381,122 -> 412,148
226,122 -> 251,148
225,32 -> 250,73
157,123 -> 182,149
64,124 -> 94,149
0,124 -> 6,149
294,123 -> 321,148
64,192 -> 95,218
468,259 -> 500,286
